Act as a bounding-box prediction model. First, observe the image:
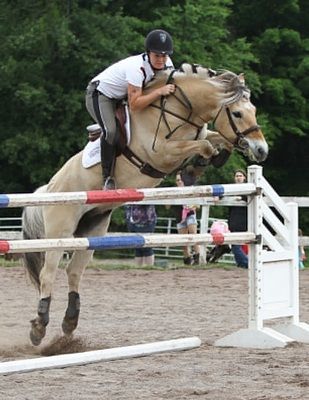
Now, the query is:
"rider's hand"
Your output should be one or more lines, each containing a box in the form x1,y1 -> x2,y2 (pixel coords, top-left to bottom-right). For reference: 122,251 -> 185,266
159,84 -> 175,96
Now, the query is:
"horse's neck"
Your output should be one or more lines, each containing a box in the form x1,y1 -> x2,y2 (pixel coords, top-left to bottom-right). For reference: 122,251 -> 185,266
175,78 -> 219,121
124,77 -> 220,175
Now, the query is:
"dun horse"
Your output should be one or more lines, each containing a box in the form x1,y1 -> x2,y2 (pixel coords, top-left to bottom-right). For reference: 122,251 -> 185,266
23,64 -> 268,345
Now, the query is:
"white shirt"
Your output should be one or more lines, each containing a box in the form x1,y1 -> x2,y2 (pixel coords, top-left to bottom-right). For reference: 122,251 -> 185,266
92,53 -> 174,99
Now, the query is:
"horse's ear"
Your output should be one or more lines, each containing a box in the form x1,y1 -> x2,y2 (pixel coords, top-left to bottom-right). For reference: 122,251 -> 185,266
238,73 -> 245,84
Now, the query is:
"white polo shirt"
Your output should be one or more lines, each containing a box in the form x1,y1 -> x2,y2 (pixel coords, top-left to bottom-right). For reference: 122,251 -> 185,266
92,53 -> 174,99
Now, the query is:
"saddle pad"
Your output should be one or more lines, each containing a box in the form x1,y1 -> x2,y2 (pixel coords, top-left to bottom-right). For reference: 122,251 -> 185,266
82,105 -> 131,169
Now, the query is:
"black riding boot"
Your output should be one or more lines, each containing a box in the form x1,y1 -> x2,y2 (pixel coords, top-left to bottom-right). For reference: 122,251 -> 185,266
101,137 -> 116,190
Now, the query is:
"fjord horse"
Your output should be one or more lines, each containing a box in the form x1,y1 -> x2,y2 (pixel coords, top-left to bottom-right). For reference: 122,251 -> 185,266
23,64 -> 268,345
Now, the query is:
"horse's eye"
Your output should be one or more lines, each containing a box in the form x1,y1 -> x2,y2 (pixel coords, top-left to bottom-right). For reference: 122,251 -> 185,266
232,111 -> 242,118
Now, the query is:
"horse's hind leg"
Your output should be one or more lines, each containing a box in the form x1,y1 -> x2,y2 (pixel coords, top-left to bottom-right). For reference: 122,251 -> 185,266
30,250 -> 64,346
61,209 -> 113,336
62,249 -> 94,335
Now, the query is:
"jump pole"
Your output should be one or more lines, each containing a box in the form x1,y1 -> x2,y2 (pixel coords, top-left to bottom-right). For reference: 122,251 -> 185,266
0,337 -> 201,375
0,232 -> 256,254
0,183 -> 256,208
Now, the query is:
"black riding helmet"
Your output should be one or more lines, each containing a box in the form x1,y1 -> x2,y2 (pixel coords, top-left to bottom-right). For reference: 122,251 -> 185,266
145,29 -> 173,55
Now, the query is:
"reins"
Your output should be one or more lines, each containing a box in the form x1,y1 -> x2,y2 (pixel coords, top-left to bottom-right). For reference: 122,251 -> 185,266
150,69 -> 208,151
122,68 -> 261,178
150,70 -> 260,152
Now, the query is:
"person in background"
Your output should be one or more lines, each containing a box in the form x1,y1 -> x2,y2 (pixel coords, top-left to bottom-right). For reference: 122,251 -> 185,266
206,220 -> 231,263
174,167 -> 200,265
228,169 -> 248,269
125,204 -> 157,266
299,229 -> 306,269
85,29 -> 175,190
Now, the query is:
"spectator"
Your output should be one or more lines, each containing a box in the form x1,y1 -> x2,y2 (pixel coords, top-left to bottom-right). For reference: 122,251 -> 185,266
174,167 -> 200,265
125,204 -> 157,266
207,220 -> 231,263
299,229 -> 306,270
228,169 -> 248,269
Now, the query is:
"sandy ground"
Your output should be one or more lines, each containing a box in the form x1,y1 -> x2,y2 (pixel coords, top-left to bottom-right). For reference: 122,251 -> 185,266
0,261 -> 308,400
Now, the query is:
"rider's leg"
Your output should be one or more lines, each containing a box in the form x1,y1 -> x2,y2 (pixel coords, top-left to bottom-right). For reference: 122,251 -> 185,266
86,85 -> 118,190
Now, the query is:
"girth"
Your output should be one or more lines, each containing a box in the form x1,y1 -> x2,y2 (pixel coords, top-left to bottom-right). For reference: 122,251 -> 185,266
122,147 -> 166,179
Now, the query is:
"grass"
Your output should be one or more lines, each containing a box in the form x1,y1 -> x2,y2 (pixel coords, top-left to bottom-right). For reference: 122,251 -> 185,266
1,253 -> 307,271
0,255 -> 235,271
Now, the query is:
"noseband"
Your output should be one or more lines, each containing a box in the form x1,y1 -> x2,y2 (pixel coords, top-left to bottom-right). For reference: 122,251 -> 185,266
212,106 -> 261,149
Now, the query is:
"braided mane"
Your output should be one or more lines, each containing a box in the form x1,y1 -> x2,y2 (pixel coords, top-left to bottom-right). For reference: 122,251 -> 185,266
149,63 -> 250,106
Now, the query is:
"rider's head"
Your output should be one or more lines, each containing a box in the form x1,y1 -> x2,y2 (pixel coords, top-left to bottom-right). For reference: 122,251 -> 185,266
145,29 -> 173,70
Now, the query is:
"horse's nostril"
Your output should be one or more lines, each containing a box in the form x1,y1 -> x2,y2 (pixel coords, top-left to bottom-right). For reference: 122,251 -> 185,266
257,146 -> 268,161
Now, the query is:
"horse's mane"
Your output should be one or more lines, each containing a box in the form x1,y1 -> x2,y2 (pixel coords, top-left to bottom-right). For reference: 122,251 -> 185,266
148,63 -> 250,106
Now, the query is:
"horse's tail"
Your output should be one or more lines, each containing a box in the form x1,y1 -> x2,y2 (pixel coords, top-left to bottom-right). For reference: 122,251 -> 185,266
22,185 -> 47,291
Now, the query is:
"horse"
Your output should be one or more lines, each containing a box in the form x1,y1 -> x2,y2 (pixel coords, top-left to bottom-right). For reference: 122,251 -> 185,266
22,64 -> 268,345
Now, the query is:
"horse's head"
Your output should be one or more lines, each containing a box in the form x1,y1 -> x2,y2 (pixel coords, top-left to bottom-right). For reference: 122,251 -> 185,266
212,72 -> 268,162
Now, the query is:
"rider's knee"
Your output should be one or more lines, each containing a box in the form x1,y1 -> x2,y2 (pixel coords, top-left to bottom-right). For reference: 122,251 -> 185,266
105,129 -> 120,146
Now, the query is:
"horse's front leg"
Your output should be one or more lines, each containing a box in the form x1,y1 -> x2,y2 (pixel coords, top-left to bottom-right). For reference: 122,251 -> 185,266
164,138 -> 218,161
30,250 -> 63,346
201,129 -> 233,167
62,249 -> 94,335
201,129 -> 233,152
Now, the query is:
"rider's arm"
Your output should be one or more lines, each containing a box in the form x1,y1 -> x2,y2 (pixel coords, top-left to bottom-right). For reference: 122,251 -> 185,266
128,83 -> 175,112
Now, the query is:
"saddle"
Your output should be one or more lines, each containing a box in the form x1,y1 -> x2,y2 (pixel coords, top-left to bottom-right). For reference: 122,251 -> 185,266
87,102 -> 128,156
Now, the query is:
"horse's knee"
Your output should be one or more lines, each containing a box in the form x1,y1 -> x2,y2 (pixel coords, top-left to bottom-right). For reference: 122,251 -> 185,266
201,140 -> 218,158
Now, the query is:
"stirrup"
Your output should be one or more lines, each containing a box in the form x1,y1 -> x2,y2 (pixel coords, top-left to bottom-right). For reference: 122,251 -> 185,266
103,177 -> 116,191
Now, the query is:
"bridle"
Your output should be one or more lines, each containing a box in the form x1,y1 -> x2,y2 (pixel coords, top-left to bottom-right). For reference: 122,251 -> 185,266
150,81 -> 261,151
122,70 -> 261,178
212,105 -> 261,150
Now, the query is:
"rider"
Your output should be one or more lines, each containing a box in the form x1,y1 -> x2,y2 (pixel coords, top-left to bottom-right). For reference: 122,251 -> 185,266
86,29 -> 176,190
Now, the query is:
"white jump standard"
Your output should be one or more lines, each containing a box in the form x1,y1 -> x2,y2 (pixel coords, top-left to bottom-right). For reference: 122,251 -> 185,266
215,165 -> 309,348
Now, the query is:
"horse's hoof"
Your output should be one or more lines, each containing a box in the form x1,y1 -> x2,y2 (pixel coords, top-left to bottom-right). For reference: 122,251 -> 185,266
211,149 -> 231,168
30,330 -> 43,346
30,318 -> 46,346
62,317 -> 78,335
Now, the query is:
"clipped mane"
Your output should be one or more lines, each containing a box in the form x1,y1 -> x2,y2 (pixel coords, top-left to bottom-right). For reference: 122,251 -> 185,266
147,63 -> 250,106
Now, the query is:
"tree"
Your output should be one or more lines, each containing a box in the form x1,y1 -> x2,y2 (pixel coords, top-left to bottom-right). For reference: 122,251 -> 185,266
229,0 -> 309,197
0,0 -> 143,192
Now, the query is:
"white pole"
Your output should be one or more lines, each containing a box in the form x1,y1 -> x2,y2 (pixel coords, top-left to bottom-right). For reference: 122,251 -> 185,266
0,337 -> 201,375
2,232 -> 257,253
247,165 -> 264,330
1,183 -> 257,207
199,205 -> 210,263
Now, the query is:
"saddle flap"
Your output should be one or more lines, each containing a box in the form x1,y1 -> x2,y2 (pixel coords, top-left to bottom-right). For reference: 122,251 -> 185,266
115,102 -> 130,153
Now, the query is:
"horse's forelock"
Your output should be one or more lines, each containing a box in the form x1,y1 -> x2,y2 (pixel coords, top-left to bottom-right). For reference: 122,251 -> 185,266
213,70 -> 251,105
